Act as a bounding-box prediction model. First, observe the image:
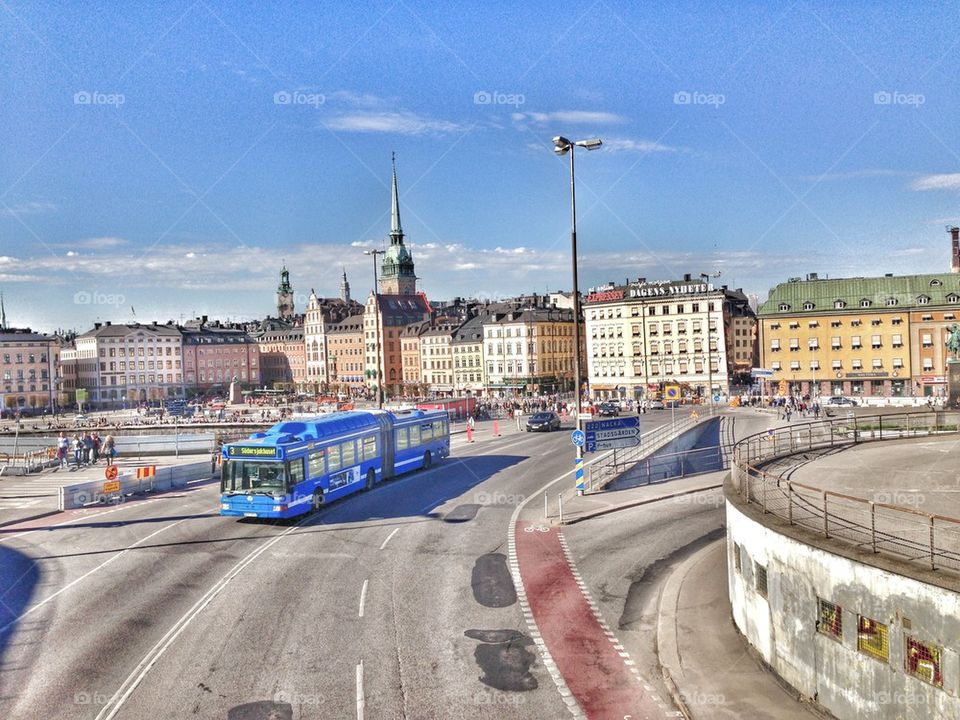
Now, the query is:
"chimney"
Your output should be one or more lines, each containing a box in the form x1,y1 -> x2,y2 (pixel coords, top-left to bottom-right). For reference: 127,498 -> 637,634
683,273 -> 692,282
951,227 -> 960,274
105,321 -> 111,326
93,322 -> 102,330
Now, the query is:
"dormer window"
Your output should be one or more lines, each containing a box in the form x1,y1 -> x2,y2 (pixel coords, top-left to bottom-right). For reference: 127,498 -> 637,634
917,295 -> 930,305
885,297 -> 898,306
860,299 -> 871,308
778,303 -> 790,312
930,279 -> 943,287
834,300 -> 846,309
803,302 -> 815,311
947,294 -> 960,304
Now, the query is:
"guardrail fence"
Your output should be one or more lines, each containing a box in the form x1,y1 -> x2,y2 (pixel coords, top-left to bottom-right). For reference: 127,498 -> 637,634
730,410 -> 960,575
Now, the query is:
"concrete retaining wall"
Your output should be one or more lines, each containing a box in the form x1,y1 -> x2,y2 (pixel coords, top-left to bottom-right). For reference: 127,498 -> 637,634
59,460 -> 211,510
726,499 -> 960,719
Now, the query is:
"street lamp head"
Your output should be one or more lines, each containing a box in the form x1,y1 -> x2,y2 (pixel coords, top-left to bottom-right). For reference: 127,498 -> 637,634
552,136 -> 572,155
574,138 -> 603,151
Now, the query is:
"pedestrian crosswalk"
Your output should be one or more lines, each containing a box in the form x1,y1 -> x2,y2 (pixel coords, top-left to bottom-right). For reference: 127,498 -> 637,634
0,470 -> 70,514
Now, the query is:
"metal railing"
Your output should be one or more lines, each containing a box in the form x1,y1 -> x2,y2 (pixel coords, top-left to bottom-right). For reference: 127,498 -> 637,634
730,411 -> 960,576
585,406 -> 720,492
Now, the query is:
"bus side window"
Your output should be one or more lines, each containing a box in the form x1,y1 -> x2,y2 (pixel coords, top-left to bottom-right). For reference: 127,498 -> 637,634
420,423 -> 432,442
362,435 -> 377,461
327,445 -> 341,472
288,458 -> 305,487
396,427 -> 408,450
308,450 -> 325,478
432,420 -> 444,438
342,440 -> 356,467
408,425 -> 420,447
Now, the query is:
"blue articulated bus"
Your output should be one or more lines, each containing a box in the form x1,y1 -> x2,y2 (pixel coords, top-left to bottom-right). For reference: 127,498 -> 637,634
219,409 -> 450,519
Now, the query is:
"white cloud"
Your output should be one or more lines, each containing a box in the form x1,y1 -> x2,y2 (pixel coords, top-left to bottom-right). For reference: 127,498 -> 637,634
602,138 -> 679,154
513,110 -> 625,125
912,173 -> 960,191
0,201 -> 57,217
77,236 -> 128,249
324,111 -> 465,135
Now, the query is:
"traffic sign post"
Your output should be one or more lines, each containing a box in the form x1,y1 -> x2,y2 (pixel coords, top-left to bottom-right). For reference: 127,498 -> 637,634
583,416 -> 641,453
571,429 -> 585,447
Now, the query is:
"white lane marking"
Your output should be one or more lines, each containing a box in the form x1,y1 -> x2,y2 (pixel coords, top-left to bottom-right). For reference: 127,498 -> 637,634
358,579 -> 368,618
378,527 -> 399,550
0,514 -> 194,635
94,512 -> 315,720
356,660 -> 365,720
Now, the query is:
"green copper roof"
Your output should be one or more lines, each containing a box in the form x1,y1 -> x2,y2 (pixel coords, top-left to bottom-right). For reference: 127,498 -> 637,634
759,273 -> 960,315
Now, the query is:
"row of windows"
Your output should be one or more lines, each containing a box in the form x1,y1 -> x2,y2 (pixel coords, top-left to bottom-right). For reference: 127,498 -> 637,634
771,359 -> 903,371
307,435 -> 380,477
770,318 -> 908,330
771,335 -> 897,351
589,302 -> 718,321
2,370 -> 49,380
779,294 -> 958,313
1,354 -> 49,364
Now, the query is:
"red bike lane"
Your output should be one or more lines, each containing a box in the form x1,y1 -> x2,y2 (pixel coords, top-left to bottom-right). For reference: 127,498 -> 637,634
514,519 -> 679,720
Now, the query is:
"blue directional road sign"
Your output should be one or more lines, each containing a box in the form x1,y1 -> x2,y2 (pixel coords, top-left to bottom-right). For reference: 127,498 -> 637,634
713,394 -> 721,403
571,429 -> 586,447
583,416 -> 641,453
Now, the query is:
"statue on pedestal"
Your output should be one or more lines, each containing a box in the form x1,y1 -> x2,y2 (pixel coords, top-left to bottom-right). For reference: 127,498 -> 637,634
947,324 -> 960,362
228,375 -> 243,405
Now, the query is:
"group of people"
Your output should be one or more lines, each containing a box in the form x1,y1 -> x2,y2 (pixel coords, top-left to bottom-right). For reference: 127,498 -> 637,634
55,431 -> 117,469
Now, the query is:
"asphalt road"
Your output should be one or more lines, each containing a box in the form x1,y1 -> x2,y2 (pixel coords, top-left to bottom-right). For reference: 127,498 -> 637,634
0,410 -> 692,720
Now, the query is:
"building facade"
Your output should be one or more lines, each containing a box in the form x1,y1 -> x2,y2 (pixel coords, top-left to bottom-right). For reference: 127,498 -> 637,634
326,314 -> 366,391
420,322 -> 458,395
0,329 -> 60,413
303,280 -> 363,391
253,318 -> 305,390
760,272 -> 960,398
180,319 -> 260,391
584,276 -> 757,400
482,298 -> 578,395
62,321 -> 184,407
452,315 -> 485,394
400,321 -> 428,391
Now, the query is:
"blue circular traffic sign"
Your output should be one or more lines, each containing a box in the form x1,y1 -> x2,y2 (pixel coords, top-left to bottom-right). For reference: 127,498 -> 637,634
571,429 -> 586,447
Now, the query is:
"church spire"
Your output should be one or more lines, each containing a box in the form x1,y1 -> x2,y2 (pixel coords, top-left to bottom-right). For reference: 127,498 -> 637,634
390,151 -> 403,245
0,291 -> 6,331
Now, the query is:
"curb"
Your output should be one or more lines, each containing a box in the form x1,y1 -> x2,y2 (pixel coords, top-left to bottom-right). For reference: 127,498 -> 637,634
561,483 -> 724,525
655,538 -> 725,720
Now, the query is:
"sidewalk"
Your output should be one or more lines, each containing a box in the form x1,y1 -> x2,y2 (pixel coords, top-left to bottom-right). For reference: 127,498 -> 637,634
657,540 -> 822,720
555,472 -> 726,524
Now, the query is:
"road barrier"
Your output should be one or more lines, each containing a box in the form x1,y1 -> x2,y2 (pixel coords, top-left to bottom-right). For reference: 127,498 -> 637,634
58,460 -> 210,510
729,410 -> 960,577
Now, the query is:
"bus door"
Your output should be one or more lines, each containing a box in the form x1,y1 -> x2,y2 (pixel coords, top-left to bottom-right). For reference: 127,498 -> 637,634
374,413 -> 395,479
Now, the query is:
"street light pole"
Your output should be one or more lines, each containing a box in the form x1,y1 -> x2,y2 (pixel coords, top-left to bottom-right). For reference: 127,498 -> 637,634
554,135 -> 602,495
365,249 -> 385,409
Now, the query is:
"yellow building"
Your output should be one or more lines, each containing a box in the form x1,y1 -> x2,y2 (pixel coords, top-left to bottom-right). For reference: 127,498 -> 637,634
759,272 -> 960,398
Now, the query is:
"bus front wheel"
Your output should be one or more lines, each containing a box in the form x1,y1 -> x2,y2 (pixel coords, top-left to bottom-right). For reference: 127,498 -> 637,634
423,451 -> 432,470
312,490 -> 324,512
365,468 -> 376,490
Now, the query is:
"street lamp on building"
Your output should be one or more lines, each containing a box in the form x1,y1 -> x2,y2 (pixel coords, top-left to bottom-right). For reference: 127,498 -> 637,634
554,135 -> 602,492
700,271 -> 722,407
365,249 -> 385,408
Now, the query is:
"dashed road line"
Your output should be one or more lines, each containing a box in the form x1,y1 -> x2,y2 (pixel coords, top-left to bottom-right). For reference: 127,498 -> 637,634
356,660 -> 365,720
358,579 -> 368,618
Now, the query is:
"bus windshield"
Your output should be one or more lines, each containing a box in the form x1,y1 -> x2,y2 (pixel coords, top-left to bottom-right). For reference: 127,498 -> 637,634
222,461 -> 288,494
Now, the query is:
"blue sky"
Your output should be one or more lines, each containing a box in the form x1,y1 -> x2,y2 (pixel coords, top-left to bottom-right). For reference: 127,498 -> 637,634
3,1 -> 960,332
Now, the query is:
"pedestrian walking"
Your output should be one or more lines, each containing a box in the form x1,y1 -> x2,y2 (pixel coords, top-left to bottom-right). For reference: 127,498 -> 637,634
91,432 -> 102,464
56,431 -> 69,469
72,434 -> 83,467
104,435 -> 116,466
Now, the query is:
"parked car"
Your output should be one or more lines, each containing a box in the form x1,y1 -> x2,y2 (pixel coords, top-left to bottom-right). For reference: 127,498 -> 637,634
597,402 -> 620,417
826,396 -> 857,406
647,400 -> 665,410
73,414 -> 91,424
525,411 -> 561,432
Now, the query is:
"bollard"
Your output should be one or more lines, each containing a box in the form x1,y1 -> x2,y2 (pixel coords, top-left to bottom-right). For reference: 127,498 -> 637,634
466,426 -> 473,443
558,492 -> 564,524
493,419 -> 500,437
